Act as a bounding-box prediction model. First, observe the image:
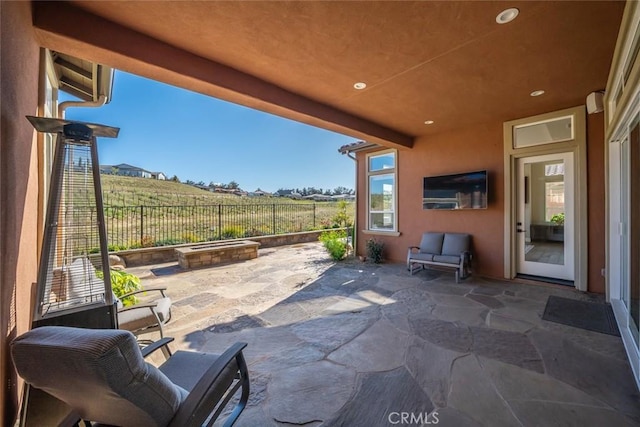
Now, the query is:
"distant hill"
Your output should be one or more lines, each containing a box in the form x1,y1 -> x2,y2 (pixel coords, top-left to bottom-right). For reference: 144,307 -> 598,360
101,175 -> 306,206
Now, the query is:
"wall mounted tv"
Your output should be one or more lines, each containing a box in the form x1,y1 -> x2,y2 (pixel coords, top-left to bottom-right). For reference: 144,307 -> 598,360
423,170 -> 488,210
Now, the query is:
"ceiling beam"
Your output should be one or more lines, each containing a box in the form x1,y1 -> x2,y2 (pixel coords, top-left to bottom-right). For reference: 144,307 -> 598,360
32,1 -> 414,149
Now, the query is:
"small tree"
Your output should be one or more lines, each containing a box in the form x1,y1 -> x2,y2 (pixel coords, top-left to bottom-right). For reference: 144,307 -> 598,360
170,175 -> 180,182
331,200 -> 351,227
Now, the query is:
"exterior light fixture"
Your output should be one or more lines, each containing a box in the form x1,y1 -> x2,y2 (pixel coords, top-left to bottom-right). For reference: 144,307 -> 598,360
530,90 -> 545,97
496,8 -> 519,24
424,120 -> 434,125
353,82 -> 367,90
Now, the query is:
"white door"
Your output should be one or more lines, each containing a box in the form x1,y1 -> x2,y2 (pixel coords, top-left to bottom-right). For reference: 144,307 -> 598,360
516,153 -> 574,281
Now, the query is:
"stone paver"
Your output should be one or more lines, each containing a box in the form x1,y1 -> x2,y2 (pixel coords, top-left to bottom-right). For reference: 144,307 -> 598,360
324,367 -> 434,426
268,360 -> 356,425
328,319 -> 409,372
127,242 -> 640,426
448,355 -> 521,426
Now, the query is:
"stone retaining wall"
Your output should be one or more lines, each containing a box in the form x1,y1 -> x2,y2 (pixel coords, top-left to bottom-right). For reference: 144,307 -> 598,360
114,229 -> 344,267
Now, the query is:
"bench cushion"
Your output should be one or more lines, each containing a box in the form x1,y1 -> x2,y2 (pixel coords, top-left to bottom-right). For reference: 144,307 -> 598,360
419,233 -> 444,255
441,233 -> 470,256
409,252 -> 434,262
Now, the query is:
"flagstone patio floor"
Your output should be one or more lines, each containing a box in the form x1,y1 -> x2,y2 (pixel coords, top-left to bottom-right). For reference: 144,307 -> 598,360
128,242 -> 640,427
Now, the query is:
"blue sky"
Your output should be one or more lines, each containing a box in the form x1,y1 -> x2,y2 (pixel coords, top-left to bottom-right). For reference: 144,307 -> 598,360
61,71 -> 357,192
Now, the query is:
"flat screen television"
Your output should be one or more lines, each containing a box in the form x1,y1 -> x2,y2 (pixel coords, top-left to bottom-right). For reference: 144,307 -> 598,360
423,170 -> 488,210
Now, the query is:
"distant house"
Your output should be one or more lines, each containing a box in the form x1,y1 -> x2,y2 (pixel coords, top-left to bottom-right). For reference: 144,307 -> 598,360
99,163 -> 168,179
111,163 -> 153,178
275,189 -> 293,197
249,189 -> 271,197
331,194 -> 355,201
303,194 -> 332,201
275,189 -> 302,199
99,165 -> 115,174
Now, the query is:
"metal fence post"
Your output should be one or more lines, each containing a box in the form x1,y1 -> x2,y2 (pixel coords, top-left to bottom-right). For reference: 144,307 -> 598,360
313,204 -> 316,228
218,204 -> 222,240
140,205 -> 144,243
272,204 -> 276,234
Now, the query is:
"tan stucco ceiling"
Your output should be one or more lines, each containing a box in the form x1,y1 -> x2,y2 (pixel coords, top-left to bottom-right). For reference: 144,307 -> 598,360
33,1 -> 625,148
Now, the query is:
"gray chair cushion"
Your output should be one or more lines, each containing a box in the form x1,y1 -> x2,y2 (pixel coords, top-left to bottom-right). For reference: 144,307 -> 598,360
419,233 -> 444,255
433,254 -> 462,265
409,252 -> 434,262
11,326 -> 184,427
160,351 -> 238,392
118,306 -> 161,332
441,233 -> 470,256
118,297 -> 171,334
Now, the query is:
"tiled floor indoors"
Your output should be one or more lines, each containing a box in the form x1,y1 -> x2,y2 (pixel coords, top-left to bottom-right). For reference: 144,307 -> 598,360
128,242 -> 640,427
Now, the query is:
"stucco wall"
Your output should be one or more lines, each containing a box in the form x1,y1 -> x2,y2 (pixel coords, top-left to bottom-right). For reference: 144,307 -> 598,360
357,122 -> 504,278
356,115 -> 607,292
1,1 -> 41,423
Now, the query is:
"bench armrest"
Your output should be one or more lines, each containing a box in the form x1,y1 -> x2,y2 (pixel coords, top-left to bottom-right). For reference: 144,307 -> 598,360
118,302 -> 159,312
120,286 -> 168,300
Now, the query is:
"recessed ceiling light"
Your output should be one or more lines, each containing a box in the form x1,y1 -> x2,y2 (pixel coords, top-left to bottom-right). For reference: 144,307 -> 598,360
353,82 -> 367,90
424,120 -> 434,125
496,8 -> 519,24
530,90 -> 545,97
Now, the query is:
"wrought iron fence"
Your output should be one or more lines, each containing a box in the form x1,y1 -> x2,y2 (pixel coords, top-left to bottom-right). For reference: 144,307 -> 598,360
100,202 -> 354,250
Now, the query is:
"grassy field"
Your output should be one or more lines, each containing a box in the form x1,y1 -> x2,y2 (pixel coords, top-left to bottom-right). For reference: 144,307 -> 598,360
96,175 -> 354,250
101,175 -> 315,206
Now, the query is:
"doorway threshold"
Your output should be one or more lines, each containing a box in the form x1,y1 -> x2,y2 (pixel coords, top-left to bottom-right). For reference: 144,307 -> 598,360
516,274 -> 574,287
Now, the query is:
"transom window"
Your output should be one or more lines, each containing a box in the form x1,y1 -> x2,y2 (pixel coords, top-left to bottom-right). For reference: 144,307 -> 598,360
367,150 -> 396,231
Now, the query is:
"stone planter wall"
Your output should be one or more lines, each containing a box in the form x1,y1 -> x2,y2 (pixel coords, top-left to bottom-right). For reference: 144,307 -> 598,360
175,240 -> 260,269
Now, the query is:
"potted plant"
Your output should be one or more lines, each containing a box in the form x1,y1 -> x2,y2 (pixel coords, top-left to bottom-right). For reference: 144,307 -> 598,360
550,213 -> 565,226
366,238 -> 384,264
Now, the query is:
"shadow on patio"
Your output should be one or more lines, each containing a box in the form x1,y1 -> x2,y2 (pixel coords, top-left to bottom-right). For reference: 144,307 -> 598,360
129,243 -> 640,426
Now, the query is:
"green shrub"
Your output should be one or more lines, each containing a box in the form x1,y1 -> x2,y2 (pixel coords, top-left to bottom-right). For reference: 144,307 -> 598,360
108,243 -> 129,252
319,229 -> 348,261
366,238 -> 384,264
181,232 -> 200,243
220,226 -> 245,239
154,238 -> 183,246
97,269 -> 142,306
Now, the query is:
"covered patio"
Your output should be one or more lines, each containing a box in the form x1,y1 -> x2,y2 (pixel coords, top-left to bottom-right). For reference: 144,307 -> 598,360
4,1 -> 640,423
129,243 -> 640,426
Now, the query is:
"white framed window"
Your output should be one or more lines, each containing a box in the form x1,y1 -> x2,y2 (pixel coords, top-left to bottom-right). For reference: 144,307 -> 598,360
367,150 -> 397,231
